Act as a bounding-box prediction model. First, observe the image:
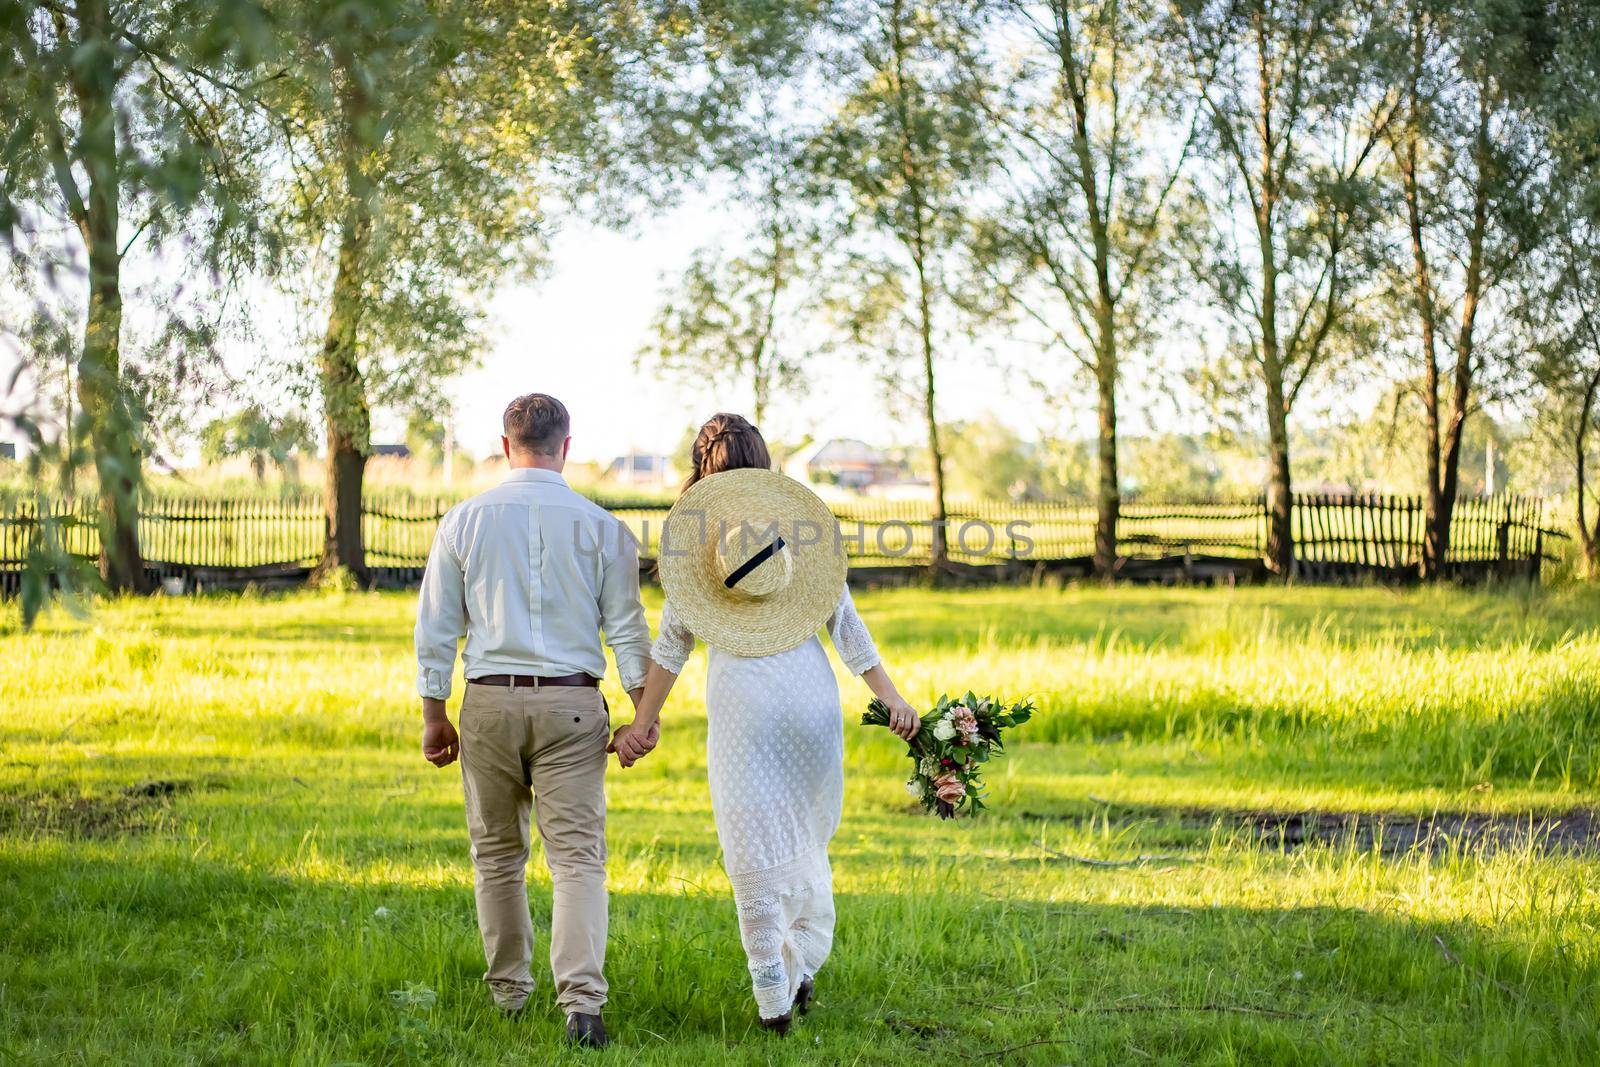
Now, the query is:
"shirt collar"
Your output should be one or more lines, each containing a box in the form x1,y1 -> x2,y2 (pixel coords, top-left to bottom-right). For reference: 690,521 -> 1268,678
503,467 -> 568,486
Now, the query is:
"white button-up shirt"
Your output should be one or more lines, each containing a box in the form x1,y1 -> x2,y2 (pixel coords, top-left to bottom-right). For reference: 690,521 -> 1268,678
414,467 -> 651,699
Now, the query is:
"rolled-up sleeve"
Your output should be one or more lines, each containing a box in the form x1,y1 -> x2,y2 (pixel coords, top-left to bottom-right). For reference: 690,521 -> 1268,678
600,518 -> 651,691
415,512 -> 466,699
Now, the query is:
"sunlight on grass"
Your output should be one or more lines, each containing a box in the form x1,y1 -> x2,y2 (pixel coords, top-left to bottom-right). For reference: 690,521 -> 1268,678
3,584 -> 1599,1063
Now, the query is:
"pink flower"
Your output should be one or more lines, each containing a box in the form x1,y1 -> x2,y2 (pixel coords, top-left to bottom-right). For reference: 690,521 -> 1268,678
933,773 -> 967,804
951,705 -> 981,743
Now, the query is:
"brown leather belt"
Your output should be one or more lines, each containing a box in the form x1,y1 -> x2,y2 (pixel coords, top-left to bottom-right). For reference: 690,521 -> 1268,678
468,672 -> 599,689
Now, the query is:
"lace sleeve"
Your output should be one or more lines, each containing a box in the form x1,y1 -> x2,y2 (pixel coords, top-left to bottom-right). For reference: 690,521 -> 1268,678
827,585 -> 881,675
651,599 -> 697,674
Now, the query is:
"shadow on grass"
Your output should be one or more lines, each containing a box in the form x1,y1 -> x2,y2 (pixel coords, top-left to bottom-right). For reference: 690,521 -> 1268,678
1017,800 -> 1600,858
2,843 -> 1596,1065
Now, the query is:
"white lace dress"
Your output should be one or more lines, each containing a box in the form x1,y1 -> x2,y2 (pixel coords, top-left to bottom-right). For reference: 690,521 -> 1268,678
651,586 -> 881,1019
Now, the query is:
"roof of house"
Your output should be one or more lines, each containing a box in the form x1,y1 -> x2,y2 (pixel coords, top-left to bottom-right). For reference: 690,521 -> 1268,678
796,438 -> 887,468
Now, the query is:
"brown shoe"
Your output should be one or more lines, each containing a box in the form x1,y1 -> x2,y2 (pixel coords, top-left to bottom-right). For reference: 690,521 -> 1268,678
757,1011 -> 793,1036
793,976 -> 815,1015
566,1012 -> 610,1049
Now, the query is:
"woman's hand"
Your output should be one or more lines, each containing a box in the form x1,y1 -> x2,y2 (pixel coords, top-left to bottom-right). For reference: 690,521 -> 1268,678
609,718 -> 660,768
883,697 -> 921,741
860,666 -> 921,741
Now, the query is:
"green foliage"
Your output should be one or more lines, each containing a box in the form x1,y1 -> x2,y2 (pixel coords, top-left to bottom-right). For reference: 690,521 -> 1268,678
1,0 -> 283,591
805,0 -> 994,358
198,406 -> 314,481
640,91 -> 817,426
403,410 -> 447,467
640,235 -> 809,425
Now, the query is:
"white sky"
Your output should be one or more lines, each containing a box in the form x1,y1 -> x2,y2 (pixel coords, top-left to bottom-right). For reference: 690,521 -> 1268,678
452,191 -> 1111,464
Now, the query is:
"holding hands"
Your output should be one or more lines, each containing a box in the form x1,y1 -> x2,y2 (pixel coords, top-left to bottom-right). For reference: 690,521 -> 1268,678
609,717 -> 660,768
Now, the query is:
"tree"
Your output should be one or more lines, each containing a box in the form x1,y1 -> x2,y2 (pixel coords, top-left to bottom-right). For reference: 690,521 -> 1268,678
1504,0 -> 1600,575
0,0 -> 274,590
971,0 -> 1194,577
263,0 -> 556,582
1170,0 -> 1398,574
1384,0 -> 1551,578
266,0 -> 816,583
641,102 -> 812,427
404,409 -> 446,469
805,0 -> 992,567
1522,218 -> 1600,576
198,406 -> 313,482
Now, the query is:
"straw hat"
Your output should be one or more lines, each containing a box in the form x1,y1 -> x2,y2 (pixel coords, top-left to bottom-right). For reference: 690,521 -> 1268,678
657,468 -> 847,657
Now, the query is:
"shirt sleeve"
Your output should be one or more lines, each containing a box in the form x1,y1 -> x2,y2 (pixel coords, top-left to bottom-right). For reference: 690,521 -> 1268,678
650,600 -> 696,674
415,511 -> 467,699
600,517 -> 651,691
827,585 -> 881,676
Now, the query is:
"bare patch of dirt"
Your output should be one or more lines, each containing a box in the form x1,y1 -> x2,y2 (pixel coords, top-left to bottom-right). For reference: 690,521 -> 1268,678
0,779 -> 193,838
1207,806 -> 1597,856
1025,800 -> 1600,857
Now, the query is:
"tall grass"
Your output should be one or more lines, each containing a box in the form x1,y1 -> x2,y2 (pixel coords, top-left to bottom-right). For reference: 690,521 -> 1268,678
2,584 -> 1598,1063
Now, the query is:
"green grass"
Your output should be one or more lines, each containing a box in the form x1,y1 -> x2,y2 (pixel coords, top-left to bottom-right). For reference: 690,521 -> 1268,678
2,584 -> 1599,1064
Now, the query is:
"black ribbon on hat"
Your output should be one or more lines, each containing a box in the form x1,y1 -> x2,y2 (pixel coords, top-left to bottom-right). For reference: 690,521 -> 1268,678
724,536 -> 786,589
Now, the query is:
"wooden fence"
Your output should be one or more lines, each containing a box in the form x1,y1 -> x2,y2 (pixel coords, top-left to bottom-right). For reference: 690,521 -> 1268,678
1289,493 -> 1559,582
0,490 -> 1567,595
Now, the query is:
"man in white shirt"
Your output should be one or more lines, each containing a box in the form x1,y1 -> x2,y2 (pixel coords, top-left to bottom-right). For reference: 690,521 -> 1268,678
414,393 -> 655,1049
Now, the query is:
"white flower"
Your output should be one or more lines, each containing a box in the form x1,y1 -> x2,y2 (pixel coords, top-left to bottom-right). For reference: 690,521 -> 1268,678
905,780 -> 922,796
919,756 -> 940,777
373,906 -> 392,919
932,718 -> 957,741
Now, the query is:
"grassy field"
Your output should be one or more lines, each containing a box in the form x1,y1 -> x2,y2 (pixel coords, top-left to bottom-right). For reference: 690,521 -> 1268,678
2,584 -> 1599,1064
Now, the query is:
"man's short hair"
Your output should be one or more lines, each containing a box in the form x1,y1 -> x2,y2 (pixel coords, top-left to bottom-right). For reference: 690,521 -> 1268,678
503,393 -> 570,455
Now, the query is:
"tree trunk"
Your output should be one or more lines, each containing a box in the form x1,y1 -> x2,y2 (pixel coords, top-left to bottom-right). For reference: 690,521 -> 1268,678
888,0 -> 947,569
916,256 -> 949,568
1055,0 -> 1120,579
1254,13 -> 1293,576
1401,7 -> 1448,581
315,202 -> 373,584
1576,362 -> 1600,579
1429,93 -> 1491,580
1263,371 -> 1294,577
1257,233 -> 1294,574
314,54 -> 377,584
71,0 -> 147,593
1093,337 -> 1119,578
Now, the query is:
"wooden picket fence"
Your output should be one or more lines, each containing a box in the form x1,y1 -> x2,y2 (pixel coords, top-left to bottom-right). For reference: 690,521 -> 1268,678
1290,493 -> 1557,582
0,490 -> 1568,595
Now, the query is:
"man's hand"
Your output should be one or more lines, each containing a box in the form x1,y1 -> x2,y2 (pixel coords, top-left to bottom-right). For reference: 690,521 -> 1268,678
608,719 -> 660,768
422,698 -> 460,767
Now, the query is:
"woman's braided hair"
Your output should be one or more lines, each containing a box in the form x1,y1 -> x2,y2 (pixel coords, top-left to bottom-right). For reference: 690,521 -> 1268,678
684,413 -> 772,493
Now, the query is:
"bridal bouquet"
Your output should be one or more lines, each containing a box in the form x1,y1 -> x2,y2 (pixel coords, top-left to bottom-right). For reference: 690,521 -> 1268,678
863,693 -> 1034,819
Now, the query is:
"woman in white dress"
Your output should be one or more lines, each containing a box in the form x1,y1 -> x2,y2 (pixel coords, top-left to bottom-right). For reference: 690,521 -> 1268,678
610,414 -> 921,1034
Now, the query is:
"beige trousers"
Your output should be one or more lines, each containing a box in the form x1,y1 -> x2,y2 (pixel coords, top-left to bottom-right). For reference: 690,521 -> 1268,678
458,682 -> 610,1014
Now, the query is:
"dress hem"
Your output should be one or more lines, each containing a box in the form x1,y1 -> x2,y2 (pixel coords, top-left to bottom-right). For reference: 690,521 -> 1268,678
728,844 -> 832,903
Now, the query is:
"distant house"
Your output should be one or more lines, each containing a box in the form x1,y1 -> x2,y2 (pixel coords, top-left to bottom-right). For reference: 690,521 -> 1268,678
0,442 -> 15,462
370,443 -> 412,459
605,451 -> 677,489
783,438 -> 926,496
